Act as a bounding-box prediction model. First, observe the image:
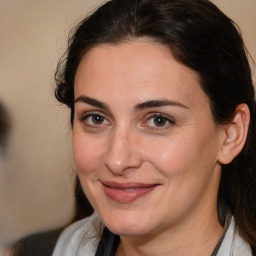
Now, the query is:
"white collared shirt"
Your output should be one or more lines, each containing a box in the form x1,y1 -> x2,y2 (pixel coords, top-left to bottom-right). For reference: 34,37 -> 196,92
52,213 -> 252,256
216,217 -> 251,256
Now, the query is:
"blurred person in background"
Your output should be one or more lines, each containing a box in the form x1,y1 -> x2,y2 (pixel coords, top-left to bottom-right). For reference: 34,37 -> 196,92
0,102 -> 11,156
0,102 -> 11,255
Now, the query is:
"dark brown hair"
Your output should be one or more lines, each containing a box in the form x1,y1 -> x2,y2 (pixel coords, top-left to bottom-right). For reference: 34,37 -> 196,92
55,0 -> 256,248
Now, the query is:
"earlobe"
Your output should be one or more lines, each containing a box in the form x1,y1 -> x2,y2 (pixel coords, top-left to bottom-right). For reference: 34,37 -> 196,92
217,104 -> 250,165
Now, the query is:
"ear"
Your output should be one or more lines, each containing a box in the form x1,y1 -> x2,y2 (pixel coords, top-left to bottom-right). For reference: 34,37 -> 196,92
217,103 -> 250,165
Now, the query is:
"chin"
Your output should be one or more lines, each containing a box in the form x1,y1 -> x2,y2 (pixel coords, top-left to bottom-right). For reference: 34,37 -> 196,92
108,223 -> 150,237
101,210 -> 153,236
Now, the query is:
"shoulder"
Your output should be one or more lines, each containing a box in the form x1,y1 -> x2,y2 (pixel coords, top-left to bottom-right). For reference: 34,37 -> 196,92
52,213 -> 103,256
12,228 -> 63,256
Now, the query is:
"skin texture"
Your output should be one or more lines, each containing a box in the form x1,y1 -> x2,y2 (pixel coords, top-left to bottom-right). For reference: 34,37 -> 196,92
72,40 -> 228,255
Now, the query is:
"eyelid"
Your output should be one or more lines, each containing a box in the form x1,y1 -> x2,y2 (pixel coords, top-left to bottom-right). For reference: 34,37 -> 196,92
146,112 -> 175,122
78,111 -> 111,127
78,110 -> 107,120
143,112 -> 176,129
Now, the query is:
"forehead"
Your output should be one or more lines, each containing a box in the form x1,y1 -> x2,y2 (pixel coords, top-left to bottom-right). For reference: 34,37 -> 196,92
74,40 -> 208,109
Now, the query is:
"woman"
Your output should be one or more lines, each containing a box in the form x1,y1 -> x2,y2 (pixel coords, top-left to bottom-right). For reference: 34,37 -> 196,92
53,0 -> 256,255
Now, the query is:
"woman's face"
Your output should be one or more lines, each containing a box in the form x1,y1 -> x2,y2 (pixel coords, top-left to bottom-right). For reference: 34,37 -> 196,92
72,40 -> 225,237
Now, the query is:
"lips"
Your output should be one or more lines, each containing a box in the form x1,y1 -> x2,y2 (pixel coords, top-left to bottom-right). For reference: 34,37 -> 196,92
101,181 -> 159,203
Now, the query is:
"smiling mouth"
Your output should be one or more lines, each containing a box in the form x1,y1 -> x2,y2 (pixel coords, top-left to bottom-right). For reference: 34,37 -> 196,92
101,181 -> 159,203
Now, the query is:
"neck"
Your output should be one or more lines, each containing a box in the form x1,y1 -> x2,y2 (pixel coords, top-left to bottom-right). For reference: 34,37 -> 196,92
116,208 -> 223,256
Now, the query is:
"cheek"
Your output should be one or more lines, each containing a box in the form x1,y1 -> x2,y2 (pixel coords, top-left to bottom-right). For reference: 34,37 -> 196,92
143,130 -> 218,179
143,139 -> 196,176
72,132 -> 104,176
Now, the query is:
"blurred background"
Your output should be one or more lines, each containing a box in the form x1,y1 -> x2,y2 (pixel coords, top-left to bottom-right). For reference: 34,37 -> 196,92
0,0 -> 255,248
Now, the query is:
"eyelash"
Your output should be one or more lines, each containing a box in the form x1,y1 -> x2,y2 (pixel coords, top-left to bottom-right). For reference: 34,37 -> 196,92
79,111 -> 110,128
78,112 -> 175,130
144,113 -> 175,130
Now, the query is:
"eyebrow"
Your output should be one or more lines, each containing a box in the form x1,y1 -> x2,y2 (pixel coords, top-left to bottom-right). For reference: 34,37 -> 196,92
74,95 -> 188,111
74,95 -> 108,110
134,99 -> 189,111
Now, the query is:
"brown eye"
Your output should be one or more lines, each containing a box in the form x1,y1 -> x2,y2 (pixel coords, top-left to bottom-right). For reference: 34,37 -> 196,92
153,116 -> 167,127
91,114 -> 104,124
81,113 -> 110,127
146,114 -> 175,129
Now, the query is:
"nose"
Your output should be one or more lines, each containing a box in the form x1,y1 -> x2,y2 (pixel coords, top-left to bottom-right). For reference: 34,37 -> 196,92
104,127 -> 142,175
